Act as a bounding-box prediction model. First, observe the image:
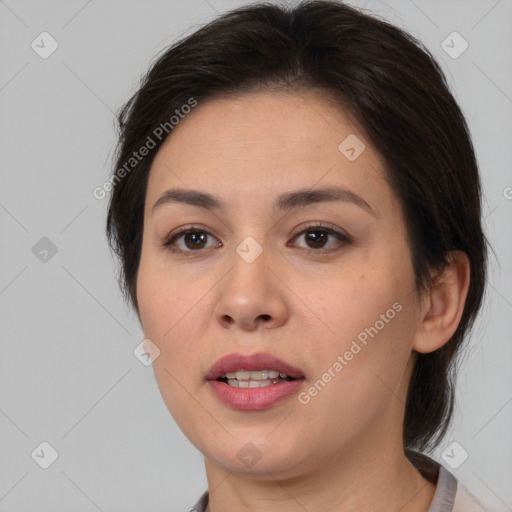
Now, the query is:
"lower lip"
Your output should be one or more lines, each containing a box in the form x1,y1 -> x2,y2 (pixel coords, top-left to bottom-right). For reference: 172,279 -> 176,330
208,379 -> 305,410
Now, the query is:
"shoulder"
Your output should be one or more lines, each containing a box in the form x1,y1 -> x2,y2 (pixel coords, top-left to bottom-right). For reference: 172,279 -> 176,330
188,490 -> 208,512
406,450 -> 488,512
453,483 -> 487,512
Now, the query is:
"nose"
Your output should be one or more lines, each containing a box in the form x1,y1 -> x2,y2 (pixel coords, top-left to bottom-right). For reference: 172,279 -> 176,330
214,245 -> 289,332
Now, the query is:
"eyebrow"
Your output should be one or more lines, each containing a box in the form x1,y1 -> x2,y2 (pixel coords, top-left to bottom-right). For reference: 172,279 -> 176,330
152,186 -> 376,217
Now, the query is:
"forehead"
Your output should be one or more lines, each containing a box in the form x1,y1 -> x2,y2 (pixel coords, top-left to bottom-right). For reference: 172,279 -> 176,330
145,91 -> 394,217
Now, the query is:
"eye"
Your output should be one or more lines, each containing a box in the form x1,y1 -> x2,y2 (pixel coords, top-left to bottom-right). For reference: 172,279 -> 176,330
288,222 -> 351,254
161,225 -> 221,256
161,222 -> 351,256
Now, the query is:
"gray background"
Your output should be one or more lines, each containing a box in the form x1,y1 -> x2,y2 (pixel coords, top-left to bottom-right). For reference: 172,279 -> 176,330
0,0 -> 511,510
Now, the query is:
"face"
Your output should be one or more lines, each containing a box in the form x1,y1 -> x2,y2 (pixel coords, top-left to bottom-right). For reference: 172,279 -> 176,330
136,90 -> 425,478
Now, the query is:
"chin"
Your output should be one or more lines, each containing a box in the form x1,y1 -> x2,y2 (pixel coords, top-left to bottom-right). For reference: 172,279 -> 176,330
203,439 -> 304,477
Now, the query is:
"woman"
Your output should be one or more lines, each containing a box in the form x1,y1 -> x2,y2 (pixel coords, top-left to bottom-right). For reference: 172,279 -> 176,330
106,1 -> 489,510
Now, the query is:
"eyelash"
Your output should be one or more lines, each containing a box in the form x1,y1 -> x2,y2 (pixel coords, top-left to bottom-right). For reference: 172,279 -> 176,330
161,222 -> 351,258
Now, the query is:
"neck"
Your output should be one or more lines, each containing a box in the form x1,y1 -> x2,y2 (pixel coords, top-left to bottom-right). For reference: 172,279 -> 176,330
203,433 -> 437,512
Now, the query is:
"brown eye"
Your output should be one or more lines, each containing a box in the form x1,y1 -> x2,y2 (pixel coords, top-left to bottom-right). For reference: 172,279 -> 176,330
180,231 -> 208,250
162,222 -> 350,257
289,223 -> 351,254
303,230 -> 330,249
162,227 -> 221,256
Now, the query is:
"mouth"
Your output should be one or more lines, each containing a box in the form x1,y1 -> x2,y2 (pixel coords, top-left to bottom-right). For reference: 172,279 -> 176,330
206,351 -> 305,382
216,370 -> 299,388
205,352 -> 306,409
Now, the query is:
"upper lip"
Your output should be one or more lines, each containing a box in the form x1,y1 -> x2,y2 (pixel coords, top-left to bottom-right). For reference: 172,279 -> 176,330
206,352 -> 305,380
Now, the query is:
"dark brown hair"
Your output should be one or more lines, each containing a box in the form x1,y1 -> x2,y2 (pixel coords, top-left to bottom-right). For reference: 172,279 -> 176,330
106,0 -> 488,453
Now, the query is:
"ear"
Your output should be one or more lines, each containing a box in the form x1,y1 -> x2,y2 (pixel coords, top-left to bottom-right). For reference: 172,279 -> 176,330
413,250 -> 471,354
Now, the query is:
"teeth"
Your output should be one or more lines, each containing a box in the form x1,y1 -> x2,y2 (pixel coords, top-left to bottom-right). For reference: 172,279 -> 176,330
248,379 -> 270,388
226,378 -> 282,388
223,369 -> 287,381
219,369 -> 297,388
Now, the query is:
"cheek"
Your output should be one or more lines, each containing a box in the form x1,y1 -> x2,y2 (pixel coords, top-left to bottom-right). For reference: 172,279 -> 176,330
312,263 -> 406,347
136,263 -> 168,342
298,301 -> 416,445
136,252 -> 212,373
136,259 -> 207,429
302,260 -> 418,409
137,245 -> 191,340
317,288 -> 411,390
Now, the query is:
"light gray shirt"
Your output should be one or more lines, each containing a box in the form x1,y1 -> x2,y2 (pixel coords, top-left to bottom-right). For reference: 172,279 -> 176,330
187,451 -> 486,511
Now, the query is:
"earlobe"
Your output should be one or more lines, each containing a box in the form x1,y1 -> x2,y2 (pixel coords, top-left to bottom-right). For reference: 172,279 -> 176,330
413,250 -> 471,354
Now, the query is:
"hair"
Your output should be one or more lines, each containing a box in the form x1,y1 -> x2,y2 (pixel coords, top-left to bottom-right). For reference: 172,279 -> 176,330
106,0 -> 487,454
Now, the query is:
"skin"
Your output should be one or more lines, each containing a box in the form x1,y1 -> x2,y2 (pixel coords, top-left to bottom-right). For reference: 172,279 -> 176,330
136,90 -> 470,512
